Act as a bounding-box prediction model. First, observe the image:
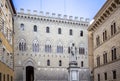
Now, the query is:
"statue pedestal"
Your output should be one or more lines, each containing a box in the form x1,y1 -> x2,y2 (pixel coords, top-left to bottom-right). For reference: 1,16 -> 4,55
68,61 -> 80,81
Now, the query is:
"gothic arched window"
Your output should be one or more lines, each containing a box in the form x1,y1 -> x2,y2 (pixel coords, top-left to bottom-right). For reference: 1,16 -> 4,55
45,41 -> 52,53
32,40 -> 39,52
57,42 -> 63,53
19,39 -> 26,51
79,47 -> 85,54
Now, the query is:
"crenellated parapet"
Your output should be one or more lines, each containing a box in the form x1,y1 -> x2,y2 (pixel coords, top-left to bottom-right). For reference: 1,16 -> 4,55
17,8 -> 90,24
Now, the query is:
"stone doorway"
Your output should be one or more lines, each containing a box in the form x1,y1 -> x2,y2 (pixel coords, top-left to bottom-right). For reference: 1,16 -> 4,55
26,66 -> 34,81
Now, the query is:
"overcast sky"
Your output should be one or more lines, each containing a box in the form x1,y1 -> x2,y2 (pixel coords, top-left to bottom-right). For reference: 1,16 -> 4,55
12,0 -> 106,20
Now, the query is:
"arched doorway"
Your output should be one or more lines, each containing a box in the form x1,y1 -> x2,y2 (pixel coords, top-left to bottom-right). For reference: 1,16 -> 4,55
26,66 -> 34,81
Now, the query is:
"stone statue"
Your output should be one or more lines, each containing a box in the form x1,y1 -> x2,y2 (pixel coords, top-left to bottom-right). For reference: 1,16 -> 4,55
71,43 -> 77,62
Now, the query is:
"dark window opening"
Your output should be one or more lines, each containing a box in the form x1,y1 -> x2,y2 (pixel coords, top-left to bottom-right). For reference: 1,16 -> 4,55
59,60 -> 62,66
46,27 -> 50,33
34,25 -> 37,32
81,61 -> 83,67
113,70 -> 116,79
98,74 -> 100,81
69,29 -> 73,35
104,72 -> 107,80
47,60 -> 50,66
80,31 -> 83,36
58,28 -> 61,34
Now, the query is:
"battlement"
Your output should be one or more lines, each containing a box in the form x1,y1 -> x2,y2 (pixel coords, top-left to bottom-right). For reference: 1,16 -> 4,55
18,8 -> 90,22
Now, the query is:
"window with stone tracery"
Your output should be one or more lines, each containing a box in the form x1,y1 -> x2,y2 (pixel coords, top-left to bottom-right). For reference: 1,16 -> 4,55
57,42 -> 63,53
45,41 -> 52,53
19,39 -> 26,51
79,47 -> 85,54
32,40 -> 39,52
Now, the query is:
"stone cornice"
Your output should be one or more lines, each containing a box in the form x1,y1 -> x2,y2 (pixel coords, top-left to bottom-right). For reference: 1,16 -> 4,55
14,9 -> 89,27
88,0 -> 120,32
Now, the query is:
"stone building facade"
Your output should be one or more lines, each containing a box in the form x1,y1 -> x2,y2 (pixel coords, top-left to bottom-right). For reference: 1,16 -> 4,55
88,0 -> 120,81
14,9 -> 90,81
0,0 -> 16,81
